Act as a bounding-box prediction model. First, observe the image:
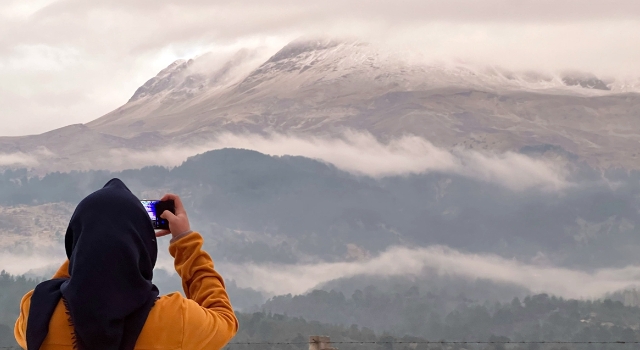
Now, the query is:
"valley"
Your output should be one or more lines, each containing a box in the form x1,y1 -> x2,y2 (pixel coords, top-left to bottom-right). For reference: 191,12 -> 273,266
2,37 -> 640,349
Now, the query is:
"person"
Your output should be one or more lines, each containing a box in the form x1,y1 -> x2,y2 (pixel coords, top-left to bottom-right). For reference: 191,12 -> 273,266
14,178 -> 238,349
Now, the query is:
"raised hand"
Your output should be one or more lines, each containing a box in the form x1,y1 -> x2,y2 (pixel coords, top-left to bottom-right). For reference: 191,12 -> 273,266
155,193 -> 191,239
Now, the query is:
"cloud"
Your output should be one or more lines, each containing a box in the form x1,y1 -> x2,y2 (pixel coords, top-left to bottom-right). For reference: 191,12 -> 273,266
0,256 -> 50,275
0,147 -> 54,167
21,0 -> 640,24
0,152 -> 38,166
0,233 -> 172,276
106,132 -> 568,191
0,251 -> 63,276
8,238 -> 640,301
1,0 -> 640,136
220,245 -> 640,299
106,146 -> 214,170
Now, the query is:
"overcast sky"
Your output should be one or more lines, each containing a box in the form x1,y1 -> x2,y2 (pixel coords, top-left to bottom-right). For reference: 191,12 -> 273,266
1,0 -> 639,136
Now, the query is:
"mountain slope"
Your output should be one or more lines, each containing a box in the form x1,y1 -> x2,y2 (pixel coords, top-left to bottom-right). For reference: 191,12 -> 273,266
2,38 -> 640,171
4,148 -> 640,269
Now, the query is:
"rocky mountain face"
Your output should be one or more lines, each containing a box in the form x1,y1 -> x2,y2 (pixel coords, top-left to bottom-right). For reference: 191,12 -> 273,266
1,38 -> 640,172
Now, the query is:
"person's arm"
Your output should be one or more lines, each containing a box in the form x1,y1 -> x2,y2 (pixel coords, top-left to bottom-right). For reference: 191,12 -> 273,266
170,232 -> 238,348
52,260 -> 70,278
156,193 -> 238,348
14,260 -> 70,348
14,290 -> 33,349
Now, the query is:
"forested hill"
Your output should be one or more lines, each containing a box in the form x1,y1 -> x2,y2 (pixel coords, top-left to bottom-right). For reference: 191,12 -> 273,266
2,273 -> 640,350
262,285 -> 640,343
3,148 -> 640,268
1,272 -> 416,349
0,271 -> 39,348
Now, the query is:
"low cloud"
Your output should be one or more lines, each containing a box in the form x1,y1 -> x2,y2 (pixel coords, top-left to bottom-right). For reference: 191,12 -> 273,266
106,146 -> 214,170
0,252 -> 62,276
220,245 -> 640,299
107,132 -> 568,191
8,242 -> 640,301
1,237 -> 170,276
0,147 -> 54,167
0,152 -> 38,166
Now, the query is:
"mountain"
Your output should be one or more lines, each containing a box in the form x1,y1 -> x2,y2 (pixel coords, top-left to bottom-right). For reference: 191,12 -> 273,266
4,269 -> 640,349
4,148 -> 640,270
261,286 -> 640,342
1,38 -> 640,172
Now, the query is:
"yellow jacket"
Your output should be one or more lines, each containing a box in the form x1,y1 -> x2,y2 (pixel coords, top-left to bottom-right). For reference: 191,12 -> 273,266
15,232 -> 239,349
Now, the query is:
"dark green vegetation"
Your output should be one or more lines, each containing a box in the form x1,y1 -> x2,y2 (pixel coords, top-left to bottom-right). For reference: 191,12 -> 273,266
1,274 -> 640,350
4,148 -> 640,347
2,148 -> 640,269
229,311 -> 633,350
229,312 -> 420,350
262,285 -> 640,343
0,271 -> 39,348
0,271 -> 38,328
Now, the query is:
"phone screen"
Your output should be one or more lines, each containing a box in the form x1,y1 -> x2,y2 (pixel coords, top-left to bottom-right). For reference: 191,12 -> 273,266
141,200 -> 174,230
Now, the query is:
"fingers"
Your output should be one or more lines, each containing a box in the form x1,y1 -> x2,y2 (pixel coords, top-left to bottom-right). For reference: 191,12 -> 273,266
157,193 -> 191,238
160,210 -> 178,221
160,193 -> 186,215
155,230 -> 171,238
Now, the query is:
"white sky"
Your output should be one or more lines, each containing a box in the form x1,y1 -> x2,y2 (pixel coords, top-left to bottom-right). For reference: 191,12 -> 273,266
0,0 -> 639,136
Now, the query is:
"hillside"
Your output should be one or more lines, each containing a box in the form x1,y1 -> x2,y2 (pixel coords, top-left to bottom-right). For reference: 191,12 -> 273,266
1,39 -> 640,172
3,148 -> 640,271
3,149 -> 640,347
3,272 -> 640,349
262,285 -> 640,343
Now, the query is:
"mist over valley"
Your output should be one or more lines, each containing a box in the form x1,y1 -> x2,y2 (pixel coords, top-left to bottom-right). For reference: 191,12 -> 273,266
4,148 -> 640,296
2,36 -> 640,348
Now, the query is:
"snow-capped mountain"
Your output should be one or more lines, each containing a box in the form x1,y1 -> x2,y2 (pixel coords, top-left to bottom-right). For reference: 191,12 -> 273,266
1,38 -> 640,172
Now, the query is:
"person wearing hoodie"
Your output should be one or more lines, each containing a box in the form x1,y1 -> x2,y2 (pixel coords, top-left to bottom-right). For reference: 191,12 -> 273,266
14,178 -> 238,350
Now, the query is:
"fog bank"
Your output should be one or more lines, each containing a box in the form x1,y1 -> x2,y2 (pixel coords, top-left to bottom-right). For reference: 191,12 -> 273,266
107,132 -> 568,191
6,241 -> 640,300
221,245 -> 640,299
0,152 -> 37,166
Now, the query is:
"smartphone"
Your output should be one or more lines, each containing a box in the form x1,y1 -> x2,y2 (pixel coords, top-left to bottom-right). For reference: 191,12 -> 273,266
141,200 -> 175,230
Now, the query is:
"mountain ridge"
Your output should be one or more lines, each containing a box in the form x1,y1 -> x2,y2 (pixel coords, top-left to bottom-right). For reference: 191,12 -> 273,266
1,38 -> 640,172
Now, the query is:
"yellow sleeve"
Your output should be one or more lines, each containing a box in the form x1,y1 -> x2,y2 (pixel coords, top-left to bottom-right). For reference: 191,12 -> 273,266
169,232 -> 239,349
52,260 -> 70,279
14,290 -> 33,349
14,260 -> 68,349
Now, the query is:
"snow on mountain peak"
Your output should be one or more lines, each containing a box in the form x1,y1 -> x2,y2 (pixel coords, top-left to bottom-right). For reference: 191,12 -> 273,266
23,37 -> 640,174
128,59 -> 191,102
265,38 -> 344,64
128,48 -> 270,103
126,38 -> 639,108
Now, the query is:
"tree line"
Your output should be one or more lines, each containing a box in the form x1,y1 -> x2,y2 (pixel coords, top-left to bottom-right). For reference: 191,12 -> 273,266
261,285 -> 640,345
4,148 -> 640,269
3,271 -> 640,350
